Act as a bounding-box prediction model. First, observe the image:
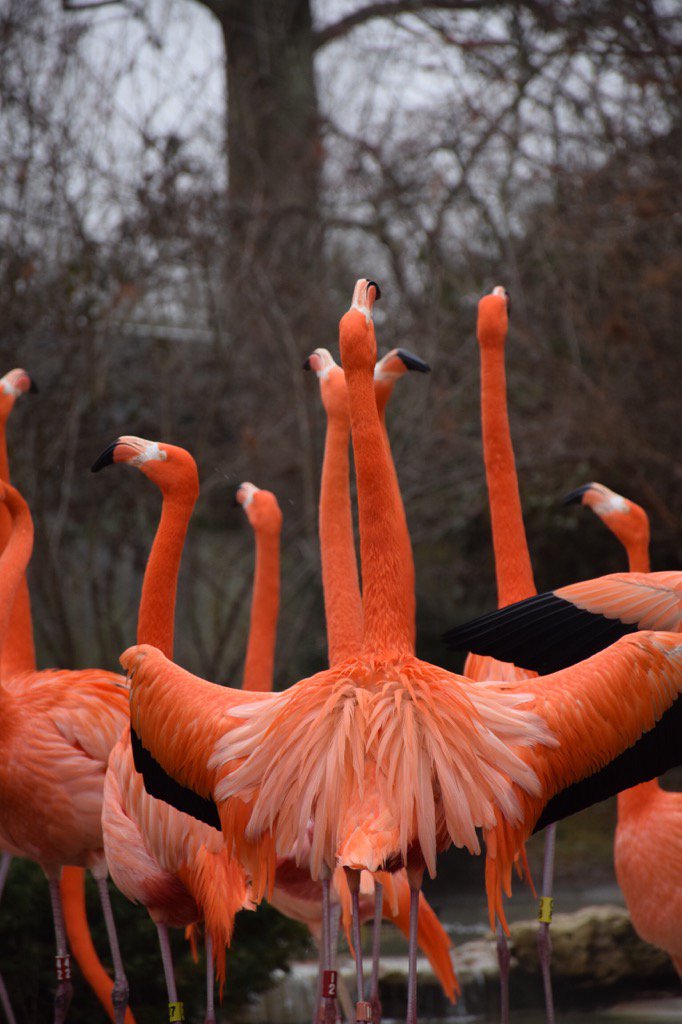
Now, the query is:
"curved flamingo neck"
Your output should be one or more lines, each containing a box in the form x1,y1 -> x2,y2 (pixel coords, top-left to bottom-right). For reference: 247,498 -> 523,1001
0,413 -> 36,678
479,344 -> 536,607
137,487 -> 196,659
0,488 -> 34,678
243,525 -> 281,691
345,359 -> 413,657
319,412 -> 363,667
623,537 -> 650,574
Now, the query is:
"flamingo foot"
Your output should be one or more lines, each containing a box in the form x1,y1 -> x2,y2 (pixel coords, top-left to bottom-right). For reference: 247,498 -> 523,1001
53,979 -> 73,1024
537,923 -> 555,1024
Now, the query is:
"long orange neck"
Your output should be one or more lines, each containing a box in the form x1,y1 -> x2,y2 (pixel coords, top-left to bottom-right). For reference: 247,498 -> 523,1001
243,526 -> 280,691
376,389 -> 416,650
480,344 -> 536,607
624,538 -> 650,574
0,487 -> 34,677
137,491 -> 196,658
0,412 -> 36,678
319,411 -> 363,667
345,360 -> 413,657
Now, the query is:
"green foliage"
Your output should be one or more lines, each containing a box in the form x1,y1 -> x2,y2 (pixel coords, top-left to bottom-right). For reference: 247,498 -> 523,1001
0,862 -> 311,1023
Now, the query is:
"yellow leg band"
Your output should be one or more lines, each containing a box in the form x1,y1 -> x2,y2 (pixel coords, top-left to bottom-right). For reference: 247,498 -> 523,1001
168,1002 -> 185,1022
538,896 -> 554,924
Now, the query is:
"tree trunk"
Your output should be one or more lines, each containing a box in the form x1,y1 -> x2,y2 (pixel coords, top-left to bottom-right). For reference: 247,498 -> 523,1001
218,0 -> 322,301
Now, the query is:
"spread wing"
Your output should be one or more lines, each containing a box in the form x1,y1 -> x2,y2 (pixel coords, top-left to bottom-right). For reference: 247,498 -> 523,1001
445,572 -> 682,674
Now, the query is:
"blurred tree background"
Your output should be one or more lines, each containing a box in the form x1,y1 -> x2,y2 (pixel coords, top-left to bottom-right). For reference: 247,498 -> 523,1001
0,0 -> 680,1019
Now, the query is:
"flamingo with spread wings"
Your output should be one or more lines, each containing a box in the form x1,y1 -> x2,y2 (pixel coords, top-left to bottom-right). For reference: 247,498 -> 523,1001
123,280 -> 682,1024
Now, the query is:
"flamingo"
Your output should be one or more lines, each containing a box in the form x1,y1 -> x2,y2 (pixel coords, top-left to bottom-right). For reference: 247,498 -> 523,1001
564,482 -> 681,975
468,287 -> 557,1024
236,469 -> 457,1018
123,279 -> 682,1024
92,437 -> 253,1024
0,481 -> 131,1024
0,369 -> 134,1024
302,349 -> 455,1022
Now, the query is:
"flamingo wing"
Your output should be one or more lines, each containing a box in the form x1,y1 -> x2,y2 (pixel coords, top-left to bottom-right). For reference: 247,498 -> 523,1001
122,644 -> 273,828
501,630 -> 682,834
483,630 -> 682,927
444,571 -> 682,674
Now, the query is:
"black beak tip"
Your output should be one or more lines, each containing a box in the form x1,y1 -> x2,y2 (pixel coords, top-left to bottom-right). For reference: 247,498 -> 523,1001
302,357 -> 312,371
396,348 -> 431,374
28,379 -> 39,394
91,442 -> 117,473
561,484 -> 592,506
367,280 -> 381,301
233,491 -> 242,508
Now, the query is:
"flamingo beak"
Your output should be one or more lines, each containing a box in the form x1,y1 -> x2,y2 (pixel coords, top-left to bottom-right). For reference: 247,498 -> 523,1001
302,357 -> 312,371
28,378 -> 39,393
91,441 -> 119,473
561,484 -> 593,506
396,349 -> 430,374
367,280 -> 381,301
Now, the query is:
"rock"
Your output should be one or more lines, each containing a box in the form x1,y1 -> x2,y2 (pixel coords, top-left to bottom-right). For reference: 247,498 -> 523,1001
509,904 -> 675,990
236,906 -> 679,1023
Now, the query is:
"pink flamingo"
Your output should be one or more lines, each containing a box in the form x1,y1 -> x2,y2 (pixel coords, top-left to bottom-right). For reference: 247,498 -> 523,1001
92,437 -> 252,1024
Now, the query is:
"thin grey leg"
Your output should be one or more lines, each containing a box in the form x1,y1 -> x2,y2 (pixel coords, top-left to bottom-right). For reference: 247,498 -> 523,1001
496,920 -> 510,1024
405,883 -> 420,1024
156,922 -> 179,1005
369,881 -> 383,1023
96,877 -> 129,1024
538,824 -> 556,1024
204,933 -> 216,1024
48,876 -> 74,1024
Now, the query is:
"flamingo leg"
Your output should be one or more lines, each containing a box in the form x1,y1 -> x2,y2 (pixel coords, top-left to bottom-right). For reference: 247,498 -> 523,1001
311,938 -> 323,1024
48,877 -> 73,1024
95,876 -> 129,1024
204,933 -> 216,1024
156,922 -> 181,1014
369,881 -> 383,1023
405,874 -> 421,1024
538,824 -> 556,1024
496,921 -> 510,1024
0,855 -> 17,1024
321,877 -> 339,1024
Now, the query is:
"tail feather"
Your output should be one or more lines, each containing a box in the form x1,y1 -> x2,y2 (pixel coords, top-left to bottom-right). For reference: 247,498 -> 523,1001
178,848 -> 254,998
61,867 -> 136,1024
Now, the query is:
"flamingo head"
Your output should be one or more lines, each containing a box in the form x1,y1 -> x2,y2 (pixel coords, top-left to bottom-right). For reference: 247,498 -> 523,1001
235,481 -> 282,535
303,347 -> 349,420
562,481 -> 650,552
374,347 -> 430,414
477,285 -> 510,349
91,435 -> 199,498
0,368 -> 38,421
339,278 -> 381,374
